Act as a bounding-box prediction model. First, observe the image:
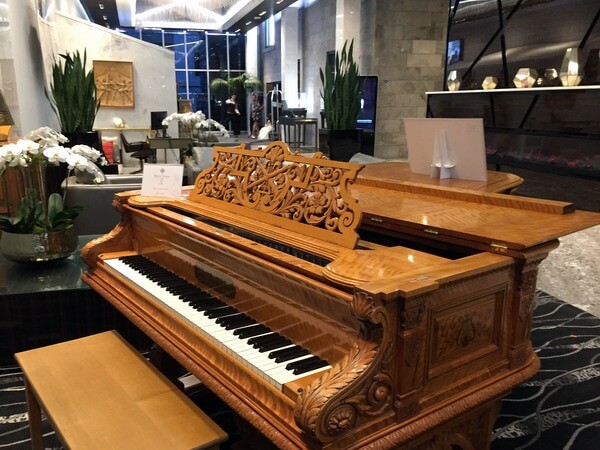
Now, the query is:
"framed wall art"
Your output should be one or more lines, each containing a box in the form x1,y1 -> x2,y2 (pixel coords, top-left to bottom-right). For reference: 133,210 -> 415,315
93,60 -> 135,108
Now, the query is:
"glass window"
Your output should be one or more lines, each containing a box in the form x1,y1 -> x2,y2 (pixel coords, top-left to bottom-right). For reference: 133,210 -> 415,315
118,27 -> 140,40
164,30 -> 187,68
228,34 -> 245,71
141,29 -> 163,47
186,32 -> 207,70
207,34 -> 228,70
188,72 -> 209,113
176,71 -> 188,98
265,16 -> 275,47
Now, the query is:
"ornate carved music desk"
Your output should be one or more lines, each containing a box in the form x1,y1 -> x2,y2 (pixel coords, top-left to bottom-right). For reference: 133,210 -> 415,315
82,142 -> 600,449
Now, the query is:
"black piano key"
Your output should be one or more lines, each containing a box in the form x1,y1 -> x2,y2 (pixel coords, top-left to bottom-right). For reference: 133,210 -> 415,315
256,337 -> 292,352
181,292 -> 214,302
247,332 -> 277,345
196,300 -> 228,311
269,346 -> 310,363
286,355 -> 322,371
292,359 -> 330,375
234,324 -> 271,338
168,286 -> 200,296
224,317 -> 256,330
205,306 -> 238,319
215,313 -> 246,325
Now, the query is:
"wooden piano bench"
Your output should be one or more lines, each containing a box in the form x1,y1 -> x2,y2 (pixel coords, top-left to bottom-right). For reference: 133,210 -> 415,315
15,330 -> 227,450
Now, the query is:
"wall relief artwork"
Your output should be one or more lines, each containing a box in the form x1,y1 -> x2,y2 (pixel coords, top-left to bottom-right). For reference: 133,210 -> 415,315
93,60 -> 134,108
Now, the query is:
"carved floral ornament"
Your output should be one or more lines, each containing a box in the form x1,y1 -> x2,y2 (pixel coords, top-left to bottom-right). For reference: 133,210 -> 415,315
294,290 -> 395,443
192,142 -> 363,243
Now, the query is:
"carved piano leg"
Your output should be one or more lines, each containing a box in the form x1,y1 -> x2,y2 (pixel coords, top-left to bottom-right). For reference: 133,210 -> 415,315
507,241 -> 558,369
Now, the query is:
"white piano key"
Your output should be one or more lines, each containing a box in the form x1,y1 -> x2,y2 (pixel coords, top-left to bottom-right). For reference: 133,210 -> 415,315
104,257 -> 331,390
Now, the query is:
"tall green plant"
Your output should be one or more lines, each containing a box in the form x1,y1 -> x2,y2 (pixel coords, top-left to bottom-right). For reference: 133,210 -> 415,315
47,50 -> 99,133
319,40 -> 361,130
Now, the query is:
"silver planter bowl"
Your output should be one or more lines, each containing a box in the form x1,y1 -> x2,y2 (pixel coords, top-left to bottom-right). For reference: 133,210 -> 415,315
0,228 -> 78,263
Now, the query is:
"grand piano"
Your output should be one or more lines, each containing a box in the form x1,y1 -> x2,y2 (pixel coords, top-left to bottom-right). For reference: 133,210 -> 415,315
82,142 -> 599,449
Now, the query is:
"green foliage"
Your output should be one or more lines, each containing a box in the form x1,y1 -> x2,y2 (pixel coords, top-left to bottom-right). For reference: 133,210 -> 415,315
211,73 -> 263,99
0,191 -> 82,234
46,50 -> 99,133
319,40 -> 361,130
210,77 -> 229,99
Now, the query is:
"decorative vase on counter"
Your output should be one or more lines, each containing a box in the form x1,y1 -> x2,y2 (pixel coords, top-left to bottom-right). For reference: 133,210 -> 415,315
0,228 -> 78,263
560,47 -> 584,86
513,68 -> 538,88
447,70 -> 461,91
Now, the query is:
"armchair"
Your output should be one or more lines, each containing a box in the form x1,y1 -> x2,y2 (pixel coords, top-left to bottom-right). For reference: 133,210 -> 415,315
61,175 -> 143,235
120,132 -> 155,173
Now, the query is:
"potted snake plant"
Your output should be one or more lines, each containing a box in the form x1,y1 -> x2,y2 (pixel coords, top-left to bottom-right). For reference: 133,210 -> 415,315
46,49 -> 100,149
319,39 -> 362,161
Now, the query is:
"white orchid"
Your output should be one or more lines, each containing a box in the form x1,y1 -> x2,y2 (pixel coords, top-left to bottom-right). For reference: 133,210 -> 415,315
43,146 -> 70,164
162,110 -> 230,138
0,127 -> 109,234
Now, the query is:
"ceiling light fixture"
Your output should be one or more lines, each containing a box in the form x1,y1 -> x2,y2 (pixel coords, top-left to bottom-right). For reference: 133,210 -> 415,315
259,11 -> 267,16
245,20 -> 252,25
99,4 -> 104,10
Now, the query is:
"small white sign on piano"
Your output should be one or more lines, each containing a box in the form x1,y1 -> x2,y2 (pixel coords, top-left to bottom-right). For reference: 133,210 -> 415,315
141,163 -> 184,198
404,118 -> 488,181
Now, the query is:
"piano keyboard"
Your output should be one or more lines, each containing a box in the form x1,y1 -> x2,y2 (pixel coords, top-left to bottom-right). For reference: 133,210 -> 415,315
104,255 -> 332,391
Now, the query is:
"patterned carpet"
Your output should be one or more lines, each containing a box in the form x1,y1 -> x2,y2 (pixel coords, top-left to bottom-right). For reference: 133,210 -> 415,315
1,291 -> 598,449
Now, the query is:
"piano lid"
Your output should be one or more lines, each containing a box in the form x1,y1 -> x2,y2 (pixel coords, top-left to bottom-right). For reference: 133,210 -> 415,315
354,177 -> 600,253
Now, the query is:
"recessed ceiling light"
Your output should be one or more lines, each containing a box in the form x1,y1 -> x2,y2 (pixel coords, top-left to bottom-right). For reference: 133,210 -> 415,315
235,28 -> 241,32
99,4 -> 104,10
259,11 -> 267,16
254,16 -> 261,19
245,20 -> 252,25
102,15 -> 107,20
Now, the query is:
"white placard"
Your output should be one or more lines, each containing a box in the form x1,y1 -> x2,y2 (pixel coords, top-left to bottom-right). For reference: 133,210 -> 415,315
141,164 -> 184,198
404,118 -> 488,182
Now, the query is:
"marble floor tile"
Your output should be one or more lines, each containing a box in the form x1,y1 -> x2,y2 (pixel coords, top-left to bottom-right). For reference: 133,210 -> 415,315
537,225 -> 600,317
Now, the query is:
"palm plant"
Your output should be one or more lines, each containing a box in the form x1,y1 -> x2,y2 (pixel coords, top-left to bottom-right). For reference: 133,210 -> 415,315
47,50 -> 99,133
319,40 -> 361,130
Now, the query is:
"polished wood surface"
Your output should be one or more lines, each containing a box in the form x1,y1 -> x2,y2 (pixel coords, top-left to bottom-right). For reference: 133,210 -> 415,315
359,161 -> 523,193
15,331 -> 227,450
82,141 -> 600,449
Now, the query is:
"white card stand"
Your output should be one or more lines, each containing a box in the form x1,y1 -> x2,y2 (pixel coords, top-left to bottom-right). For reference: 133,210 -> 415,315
430,128 -> 455,179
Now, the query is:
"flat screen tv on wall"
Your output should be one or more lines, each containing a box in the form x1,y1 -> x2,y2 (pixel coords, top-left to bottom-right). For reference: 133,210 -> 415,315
447,39 -> 463,65
356,76 -> 378,132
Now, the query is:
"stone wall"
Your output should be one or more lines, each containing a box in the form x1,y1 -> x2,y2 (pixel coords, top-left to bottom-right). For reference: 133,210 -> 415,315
366,0 -> 448,159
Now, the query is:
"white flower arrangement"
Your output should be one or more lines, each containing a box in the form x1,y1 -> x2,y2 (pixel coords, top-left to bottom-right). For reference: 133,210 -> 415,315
162,111 -> 229,138
0,127 -> 107,234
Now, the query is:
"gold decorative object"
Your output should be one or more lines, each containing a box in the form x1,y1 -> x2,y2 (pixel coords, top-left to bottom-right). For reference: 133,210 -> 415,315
560,48 -> 583,86
93,60 -> 135,108
513,68 -> 538,88
482,76 -> 498,90
447,70 -> 461,91
112,117 -> 126,128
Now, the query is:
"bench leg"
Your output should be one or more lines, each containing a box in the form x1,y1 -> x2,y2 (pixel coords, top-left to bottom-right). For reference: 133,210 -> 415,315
24,378 -> 45,450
